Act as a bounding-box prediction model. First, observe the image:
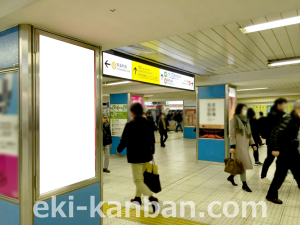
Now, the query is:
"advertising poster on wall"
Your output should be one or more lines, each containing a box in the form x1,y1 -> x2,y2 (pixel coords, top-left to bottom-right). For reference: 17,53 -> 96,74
0,71 -> 19,199
184,108 -> 196,127
199,99 -> 224,139
253,105 -> 260,113
110,104 -> 127,137
131,95 -> 143,105
228,87 -> 236,121
287,104 -> 294,114
260,105 -> 267,115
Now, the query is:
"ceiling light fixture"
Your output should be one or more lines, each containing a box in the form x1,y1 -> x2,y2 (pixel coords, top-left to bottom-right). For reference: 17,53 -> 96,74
105,81 -> 131,86
268,57 -> 300,67
237,87 -> 268,92
240,15 -> 300,33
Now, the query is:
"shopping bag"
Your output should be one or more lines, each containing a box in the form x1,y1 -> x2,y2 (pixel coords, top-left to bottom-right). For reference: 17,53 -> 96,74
146,162 -> 158,175
224,154 -> 243,175
144,160 -> 162,193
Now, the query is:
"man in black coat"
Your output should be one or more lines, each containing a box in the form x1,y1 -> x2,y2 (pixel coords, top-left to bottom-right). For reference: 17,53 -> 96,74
266,100 -> 300,204
103,113 -> 112,173
261,98 -> 287,184
117,103 -> 158,211
175,111 -> 183,132
158,113 -> 169,147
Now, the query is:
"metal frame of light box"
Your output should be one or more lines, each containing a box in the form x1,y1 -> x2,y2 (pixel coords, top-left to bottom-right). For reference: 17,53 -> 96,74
195,84 -> 231,162
17,24 -> 103,225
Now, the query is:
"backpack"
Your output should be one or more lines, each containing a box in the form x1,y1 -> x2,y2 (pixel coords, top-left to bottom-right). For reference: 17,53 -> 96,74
259,117 -> 269,139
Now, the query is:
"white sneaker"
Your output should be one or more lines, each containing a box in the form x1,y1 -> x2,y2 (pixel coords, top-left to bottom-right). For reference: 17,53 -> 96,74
261,177 -> 271,185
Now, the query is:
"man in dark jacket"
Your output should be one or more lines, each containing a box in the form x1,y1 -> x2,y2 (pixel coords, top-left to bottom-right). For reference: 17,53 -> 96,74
158,113 -> 169,147
166,111 -> 172,121
266,100 -> 300,204
261,98 -> 287,184
247,108 -> 261,165
117,103 -> 158,211
175,111 -> 183,132
103,113 -> 112,173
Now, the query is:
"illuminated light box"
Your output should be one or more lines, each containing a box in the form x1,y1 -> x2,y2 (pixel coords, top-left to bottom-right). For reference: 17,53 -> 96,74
39,35 -> 96,194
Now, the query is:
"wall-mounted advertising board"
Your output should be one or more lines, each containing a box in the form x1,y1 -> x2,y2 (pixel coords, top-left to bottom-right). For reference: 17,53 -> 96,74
103,52 -> 195,91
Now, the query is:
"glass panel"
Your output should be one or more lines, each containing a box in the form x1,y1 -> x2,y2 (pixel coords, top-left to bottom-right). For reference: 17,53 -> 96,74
0,71 -> 19,199
0,27 -> 19,70
199,99 -> 225,139
39,35 -> 95,194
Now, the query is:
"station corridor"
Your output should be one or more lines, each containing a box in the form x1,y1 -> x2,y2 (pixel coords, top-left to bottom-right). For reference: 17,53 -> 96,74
103,134 -> 300,225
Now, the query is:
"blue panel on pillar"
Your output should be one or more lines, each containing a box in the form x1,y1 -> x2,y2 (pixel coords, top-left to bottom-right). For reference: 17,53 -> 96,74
110,136 -> 127,155
35,183 -> 100,225
110,93 -> 127,104
198,139 -> 225,162
184,127 -> 196,139
0,26 -> 19,70
0,200 -> 20,225
198,85 -> 225,98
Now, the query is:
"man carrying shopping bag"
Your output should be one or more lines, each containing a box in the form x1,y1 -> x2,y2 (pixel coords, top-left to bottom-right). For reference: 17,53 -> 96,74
117,103 -> 158,212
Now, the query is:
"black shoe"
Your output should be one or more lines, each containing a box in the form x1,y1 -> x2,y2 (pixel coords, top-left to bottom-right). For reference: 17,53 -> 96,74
255,161 -> 263,165
131,197 -> 142,205
227,175 -> 238,186
242,183 -> 252,192
161,145 -> 165,147
149,196 -> 159,213
266,197 -> 283,204
103,168 -> 110,173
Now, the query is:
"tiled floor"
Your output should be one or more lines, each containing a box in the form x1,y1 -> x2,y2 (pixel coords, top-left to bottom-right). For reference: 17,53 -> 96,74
103,132 -> 300,224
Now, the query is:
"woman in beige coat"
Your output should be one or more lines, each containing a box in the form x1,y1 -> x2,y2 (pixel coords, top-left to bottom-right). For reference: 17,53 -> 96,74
228,104 -> 257,192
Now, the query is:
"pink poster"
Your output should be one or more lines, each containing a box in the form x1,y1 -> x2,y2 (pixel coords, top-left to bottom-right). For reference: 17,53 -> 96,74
131,95 -> 143,105
0,71 -> 19,199
0,155 -> 19,199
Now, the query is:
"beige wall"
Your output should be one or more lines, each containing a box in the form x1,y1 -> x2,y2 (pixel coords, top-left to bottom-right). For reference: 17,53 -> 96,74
237,94 -> 300,104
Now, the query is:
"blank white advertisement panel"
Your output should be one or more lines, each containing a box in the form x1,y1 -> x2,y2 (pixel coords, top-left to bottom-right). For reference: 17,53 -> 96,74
39,35 -> 96,194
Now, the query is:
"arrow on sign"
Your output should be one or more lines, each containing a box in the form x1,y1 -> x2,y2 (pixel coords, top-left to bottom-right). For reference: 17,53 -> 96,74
105,60 -> 111,68
133,67 -> 137,74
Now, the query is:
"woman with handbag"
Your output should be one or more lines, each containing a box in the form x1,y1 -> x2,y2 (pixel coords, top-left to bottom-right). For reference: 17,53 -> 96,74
227,104 -> 257,192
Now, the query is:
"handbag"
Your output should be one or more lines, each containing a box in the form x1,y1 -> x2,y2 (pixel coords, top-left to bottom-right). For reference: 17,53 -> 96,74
144,160 -> 162,193
224,154 -> 243,175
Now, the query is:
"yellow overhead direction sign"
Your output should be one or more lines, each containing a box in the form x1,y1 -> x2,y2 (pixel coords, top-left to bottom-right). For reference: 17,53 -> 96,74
132,61 -> 160,84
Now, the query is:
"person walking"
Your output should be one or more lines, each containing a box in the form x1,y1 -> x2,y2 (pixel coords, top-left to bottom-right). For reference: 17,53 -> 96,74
144,112 -> 156,154
175,111 -> 183,132
166,111 -> 172,122
227,104 -> 257,192
259,112 -> 264,118
158,113 -> 169,147
261,98 -> 287,184
266,101 -> 300,204
103,113 -> 112,173
247,108 -> 262,165
117,103 -> 158,211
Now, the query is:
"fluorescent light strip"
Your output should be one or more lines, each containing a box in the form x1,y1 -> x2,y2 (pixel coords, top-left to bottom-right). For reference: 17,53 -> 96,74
237,87 -> 268,92
268,58 -> 300,67
144,95 -> 154,97
240,15 -> 300,33
105,81 -> 131,86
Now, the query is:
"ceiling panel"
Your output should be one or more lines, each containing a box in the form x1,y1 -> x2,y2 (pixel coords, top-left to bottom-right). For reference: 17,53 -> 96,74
175,33 -> 245,73
238,81 -> 300,90
117,9 -> 300,76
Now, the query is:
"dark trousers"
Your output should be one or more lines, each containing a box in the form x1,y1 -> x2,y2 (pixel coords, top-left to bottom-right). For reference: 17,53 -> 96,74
160,130 -> 168,146
253,144 -> 259,162
261,146 -> 275,178
175,122 -> 183,132
267,151 -> 300,199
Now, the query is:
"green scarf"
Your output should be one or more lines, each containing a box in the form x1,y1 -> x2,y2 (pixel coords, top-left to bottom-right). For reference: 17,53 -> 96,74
234,114 -> 252,138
